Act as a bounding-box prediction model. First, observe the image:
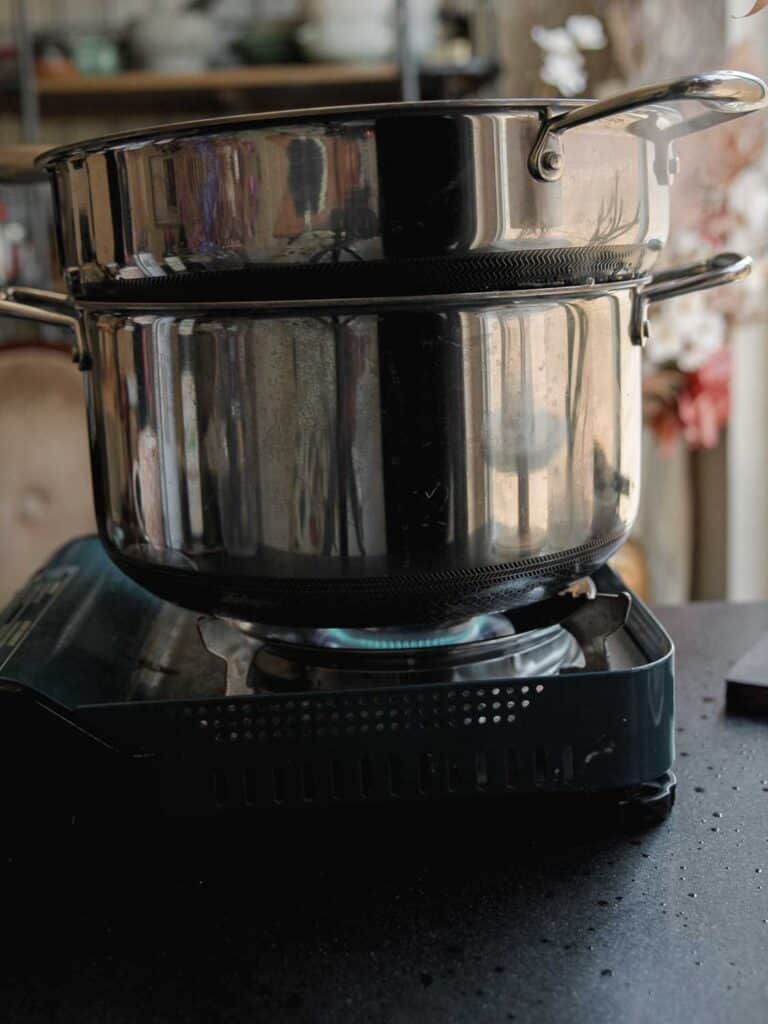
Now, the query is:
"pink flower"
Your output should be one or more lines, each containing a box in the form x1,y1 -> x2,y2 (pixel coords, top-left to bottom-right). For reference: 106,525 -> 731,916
677,348 -> 731,451
645,348 -> 731,454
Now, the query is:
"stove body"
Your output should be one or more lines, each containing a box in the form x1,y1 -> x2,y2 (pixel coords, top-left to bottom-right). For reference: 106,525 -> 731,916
0,538 -> 674,821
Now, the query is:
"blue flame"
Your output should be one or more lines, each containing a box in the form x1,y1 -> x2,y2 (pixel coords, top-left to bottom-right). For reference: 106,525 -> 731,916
313,614 -> 511,651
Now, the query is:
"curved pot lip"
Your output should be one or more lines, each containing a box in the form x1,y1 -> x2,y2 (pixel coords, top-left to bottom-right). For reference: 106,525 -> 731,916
74,277 -> 648,317
35,97 -> 666,168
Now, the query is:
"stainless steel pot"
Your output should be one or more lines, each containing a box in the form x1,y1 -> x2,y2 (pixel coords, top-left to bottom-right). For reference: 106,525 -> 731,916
0,252 -> 749,626
35,71 -> 766,301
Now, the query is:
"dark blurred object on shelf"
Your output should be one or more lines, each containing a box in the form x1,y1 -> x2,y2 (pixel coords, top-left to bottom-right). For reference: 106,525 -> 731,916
233,20 -> 302,65
0,148 -> 63,331
0,187 -> 52,299
433,0 -> 494,69
33,32 -> 74,78
0,39 -> 18,86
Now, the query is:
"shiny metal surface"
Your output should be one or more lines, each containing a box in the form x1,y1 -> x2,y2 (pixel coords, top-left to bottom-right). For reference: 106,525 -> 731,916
630,251 -> 752,345
47,103 -> 667,289
34,70 -> 766,294
529,70 -> 768,180
0,254 -> 749,624
77,286 -> 641,618
0,285 -> 85,363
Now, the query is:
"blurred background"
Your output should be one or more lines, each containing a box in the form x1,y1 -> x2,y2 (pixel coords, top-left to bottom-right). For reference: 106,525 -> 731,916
0,0 -> 766,607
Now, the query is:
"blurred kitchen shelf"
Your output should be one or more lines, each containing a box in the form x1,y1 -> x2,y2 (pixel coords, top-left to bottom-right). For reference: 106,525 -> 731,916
34,63 -> 399,95
0,60 -> 497,117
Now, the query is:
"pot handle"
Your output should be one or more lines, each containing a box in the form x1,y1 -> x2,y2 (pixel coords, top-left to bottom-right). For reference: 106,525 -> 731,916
529,70 -> 768,181
0,286 -> 89,368
631,252 -> 752,346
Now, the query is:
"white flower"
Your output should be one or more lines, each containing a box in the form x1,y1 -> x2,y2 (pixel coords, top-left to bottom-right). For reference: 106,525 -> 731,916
648,291 -> 726,371
718,253 -> 768,320
646,310 -> 684,366
530,25 -> 577,55
673,229 -> 706,260
565,14 -> 607,50
540,52 -> 587,96
729,165 -> 768,236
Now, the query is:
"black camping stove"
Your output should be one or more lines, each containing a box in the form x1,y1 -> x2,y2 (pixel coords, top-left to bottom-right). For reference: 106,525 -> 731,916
0,538 -> 675,824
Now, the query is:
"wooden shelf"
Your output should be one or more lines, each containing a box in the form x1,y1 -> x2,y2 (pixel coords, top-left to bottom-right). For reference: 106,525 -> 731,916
34,63 -> 399,96
0,61 -> 495,122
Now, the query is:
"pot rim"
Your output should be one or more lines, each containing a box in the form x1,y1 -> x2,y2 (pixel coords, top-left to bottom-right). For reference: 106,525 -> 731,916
35,97 -> 668,168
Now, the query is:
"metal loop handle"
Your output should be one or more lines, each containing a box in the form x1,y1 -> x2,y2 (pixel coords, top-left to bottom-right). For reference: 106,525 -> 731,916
631,252 -> 752,346
643,251 -> 752,303
530,70 -> 768,181
0,286 -> 88,367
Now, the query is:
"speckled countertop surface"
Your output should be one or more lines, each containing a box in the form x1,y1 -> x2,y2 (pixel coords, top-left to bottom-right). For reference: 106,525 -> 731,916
3,601 -> 768,1023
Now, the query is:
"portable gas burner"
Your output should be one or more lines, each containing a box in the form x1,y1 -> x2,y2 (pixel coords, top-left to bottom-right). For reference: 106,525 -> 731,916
0,538 -> 675,823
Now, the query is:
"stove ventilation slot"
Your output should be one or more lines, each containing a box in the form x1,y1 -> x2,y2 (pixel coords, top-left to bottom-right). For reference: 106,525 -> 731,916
210,741 -> 576,810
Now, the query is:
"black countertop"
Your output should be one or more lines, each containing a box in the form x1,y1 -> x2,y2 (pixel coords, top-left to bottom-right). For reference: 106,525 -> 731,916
4,601 -> 768,1023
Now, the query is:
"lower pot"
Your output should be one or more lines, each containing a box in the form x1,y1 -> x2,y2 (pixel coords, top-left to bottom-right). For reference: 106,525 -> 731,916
0,253 -> 749,625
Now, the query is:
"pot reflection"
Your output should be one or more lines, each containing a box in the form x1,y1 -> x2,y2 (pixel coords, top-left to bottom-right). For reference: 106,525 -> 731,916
79,288 -> 640,623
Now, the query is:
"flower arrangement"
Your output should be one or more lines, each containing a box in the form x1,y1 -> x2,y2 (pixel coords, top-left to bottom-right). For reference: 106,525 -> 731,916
530,14 -> 606,96
643,81 -> 768,454
532,10 -> 768,454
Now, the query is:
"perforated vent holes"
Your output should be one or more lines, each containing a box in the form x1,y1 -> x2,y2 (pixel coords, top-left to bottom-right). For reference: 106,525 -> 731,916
172,680 -> 568,808
180,681 -> 548,746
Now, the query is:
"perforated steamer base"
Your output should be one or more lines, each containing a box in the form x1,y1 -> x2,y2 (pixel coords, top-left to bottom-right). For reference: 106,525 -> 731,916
107,530 -> 629,627
73,246 -> 651,303
0,539 -> 674,824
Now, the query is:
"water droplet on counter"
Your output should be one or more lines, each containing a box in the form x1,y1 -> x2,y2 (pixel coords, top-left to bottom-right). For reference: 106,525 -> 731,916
601,969 -> 613,977
713,812 -> 723,818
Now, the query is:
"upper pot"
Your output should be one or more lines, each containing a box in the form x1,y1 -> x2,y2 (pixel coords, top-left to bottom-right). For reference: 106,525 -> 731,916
36,70 -> 767,303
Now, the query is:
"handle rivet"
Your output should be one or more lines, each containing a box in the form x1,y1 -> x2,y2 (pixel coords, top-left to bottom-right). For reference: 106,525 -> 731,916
541,151 -> 563,174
